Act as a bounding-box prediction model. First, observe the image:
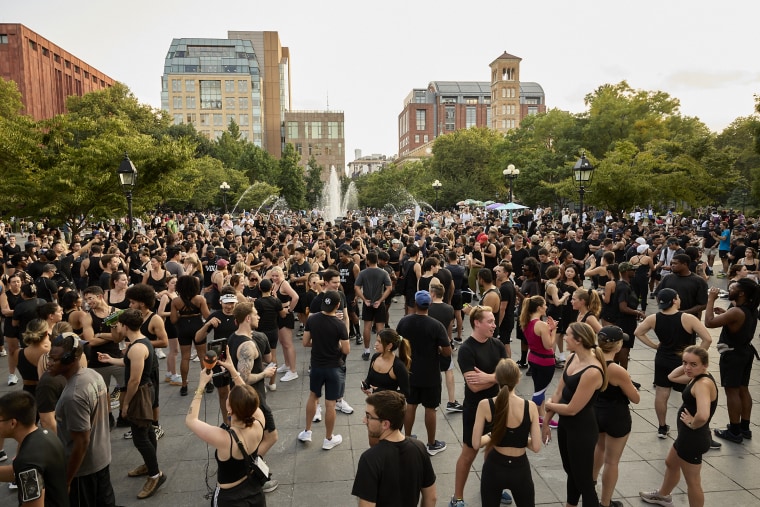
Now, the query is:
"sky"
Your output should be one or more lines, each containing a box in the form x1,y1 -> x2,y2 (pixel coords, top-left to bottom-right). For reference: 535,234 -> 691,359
5,1 -> 760,160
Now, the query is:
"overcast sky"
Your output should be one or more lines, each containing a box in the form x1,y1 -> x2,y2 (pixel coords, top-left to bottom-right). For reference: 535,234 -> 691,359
5,1 -> 759,160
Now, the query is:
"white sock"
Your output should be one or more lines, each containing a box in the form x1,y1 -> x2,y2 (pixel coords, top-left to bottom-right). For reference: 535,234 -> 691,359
365,348 -> 371,354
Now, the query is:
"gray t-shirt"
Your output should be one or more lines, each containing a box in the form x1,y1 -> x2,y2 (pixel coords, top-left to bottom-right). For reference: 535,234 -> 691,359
355,266 -> 391,304
56,368 -> 111,477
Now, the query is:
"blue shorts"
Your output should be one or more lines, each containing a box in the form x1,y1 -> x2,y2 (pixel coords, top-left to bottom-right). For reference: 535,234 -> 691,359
309,366 -> 341,400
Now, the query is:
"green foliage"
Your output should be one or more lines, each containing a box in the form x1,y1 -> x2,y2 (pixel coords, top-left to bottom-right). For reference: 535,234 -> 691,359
304,156 -> 325,209
277,144 -> 306,209
0,78 -> 24,119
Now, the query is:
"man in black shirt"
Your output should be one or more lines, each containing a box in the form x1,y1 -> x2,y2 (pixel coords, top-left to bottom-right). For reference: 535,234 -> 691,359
352,390 -> 437,507
396,291 -> 451,456
451,306 -> 507,507
0,391 -> 68,507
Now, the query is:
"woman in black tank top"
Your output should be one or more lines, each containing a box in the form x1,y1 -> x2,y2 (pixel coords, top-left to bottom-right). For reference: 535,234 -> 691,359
472,359 -> 541,507
171,275 -> 210,395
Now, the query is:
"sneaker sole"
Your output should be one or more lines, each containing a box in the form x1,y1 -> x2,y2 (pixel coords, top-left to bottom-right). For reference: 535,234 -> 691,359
445,407 -> 463,413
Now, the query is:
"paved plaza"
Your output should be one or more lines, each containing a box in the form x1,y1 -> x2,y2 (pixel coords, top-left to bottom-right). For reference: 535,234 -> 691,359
2,278 -> 760,506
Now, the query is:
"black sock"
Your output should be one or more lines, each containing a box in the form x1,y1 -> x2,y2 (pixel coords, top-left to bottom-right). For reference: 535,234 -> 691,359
520,350 -> 527,363
152,421 -> 159,427
729,422 -> 742,435
741,419 -> 750,431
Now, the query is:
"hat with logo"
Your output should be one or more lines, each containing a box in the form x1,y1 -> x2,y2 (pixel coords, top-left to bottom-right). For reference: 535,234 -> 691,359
220,294 -> 238,304
657,288 -> 678,310
598,325 -> 628,343
321,290 -> 341,312
414,290 -> 432,308
618,262 -> 635,272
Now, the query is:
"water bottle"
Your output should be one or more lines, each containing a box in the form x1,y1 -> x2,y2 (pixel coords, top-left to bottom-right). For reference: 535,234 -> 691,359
103,309 -> 124,327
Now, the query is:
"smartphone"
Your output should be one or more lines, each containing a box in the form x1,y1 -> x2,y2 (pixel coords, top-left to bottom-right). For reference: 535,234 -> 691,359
208,338 -> 227,361
361,380 -> 370,391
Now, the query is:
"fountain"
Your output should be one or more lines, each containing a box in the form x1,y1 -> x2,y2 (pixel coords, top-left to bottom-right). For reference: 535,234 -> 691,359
319,165 -> 356,222
253,194 -> 278,217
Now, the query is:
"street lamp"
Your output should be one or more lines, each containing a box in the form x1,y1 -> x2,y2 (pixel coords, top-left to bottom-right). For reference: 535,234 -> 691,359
573,151 -> 595,221
220,181 -> 230,213
117,152 -> 137,232
432,179 -> 442,211
503,164 -> 520,227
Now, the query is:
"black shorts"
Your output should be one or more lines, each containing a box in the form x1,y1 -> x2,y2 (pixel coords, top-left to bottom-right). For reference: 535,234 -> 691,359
260,399 -> 276,432
718,250 -> 730,259
499,319 -> 514,345
212,367 -> 231,388
596,403 -> 631,438
719,348 -> 754,387
176,315 -> 204,346
673,424 -> 710,464
261,328 -> 278,350
407,384 -> 441,409
294,293 -> 307,314
277,312 -> 295,329
462,402 -> 491,448
362,304 -> 387,323
309,366 -> 341,400
451,293 -> 463,311
654,352 -> 686,390
528,362 -> 555,394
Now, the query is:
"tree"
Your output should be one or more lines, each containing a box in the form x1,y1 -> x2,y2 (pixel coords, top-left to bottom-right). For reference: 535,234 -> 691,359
304,156 -> 325,209
238,143 -> 277,183
0,77 -> 24,119
276,143 -> 306,209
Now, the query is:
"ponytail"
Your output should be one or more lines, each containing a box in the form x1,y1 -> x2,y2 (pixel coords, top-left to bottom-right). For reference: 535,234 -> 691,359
397,337 -> 412,370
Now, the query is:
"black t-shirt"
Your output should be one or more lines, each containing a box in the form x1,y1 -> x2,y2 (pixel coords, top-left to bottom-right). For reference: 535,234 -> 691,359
458,336 -> 507,407
657,273 -> 708,317
445,264 -> 466,295
395,314 -> 449,387
351,438 -> 436,507
13,298 -> 45,337
36,372 -> 67,414
510,248 -> 530,278
499,281 -> 516,328
254,295 -> 283,332
306,312 -> 348,368
207,310 -> 238,341
14,428 -> 68,507
435,267 -> 454,302
567,239 -> 589,261
614,280 -> 638,334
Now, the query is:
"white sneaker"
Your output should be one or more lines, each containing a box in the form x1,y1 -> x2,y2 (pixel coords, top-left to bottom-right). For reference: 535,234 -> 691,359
268,383 -> 277,391
164,373 -> 173,383
336,399 -> 354,414
313,405 -> 322,423
281,371 -> 299,382
276,363 -> 289,373
169,374 -> 183,386
9,482 -> 18,490
0,349 -> 7,357
155,349 -> 166,359
8,373 -> 18,386
322,434 -> 343,450
298,430 -> 313,442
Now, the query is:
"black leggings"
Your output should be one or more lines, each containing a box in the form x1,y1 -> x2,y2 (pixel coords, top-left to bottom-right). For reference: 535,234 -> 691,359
631,276 -> 648,312
480,451 -> 534,507
131,422 -> 159,476
558,417 -> 599,506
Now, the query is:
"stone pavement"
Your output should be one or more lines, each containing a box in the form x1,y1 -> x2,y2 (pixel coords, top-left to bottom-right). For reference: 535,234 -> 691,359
2,281 -> 760,506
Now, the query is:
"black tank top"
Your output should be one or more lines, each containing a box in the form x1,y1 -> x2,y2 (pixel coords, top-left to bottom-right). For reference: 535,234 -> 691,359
488,397 -> 531,448
654,312 -> 695,355
87,255 -> 103,287
123,337 -> 154,386
718,306 -> 757,348
216,423 -> 263,484
88,308 -> 122,368
596,360 -> 629,406
678,373 -> 717,431
560,354 -> 603,410
63,310 -> 84,335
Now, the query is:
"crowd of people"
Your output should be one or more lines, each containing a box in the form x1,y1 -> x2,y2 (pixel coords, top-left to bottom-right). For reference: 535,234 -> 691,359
0,203 -> 756,507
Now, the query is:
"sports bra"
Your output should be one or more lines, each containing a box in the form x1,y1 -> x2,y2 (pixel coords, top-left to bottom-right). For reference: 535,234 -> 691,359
216,421 -> 263,484
488,397 -> 530,448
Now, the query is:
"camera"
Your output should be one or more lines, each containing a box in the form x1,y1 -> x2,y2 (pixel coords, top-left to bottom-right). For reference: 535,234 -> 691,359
208,338 -> 227,361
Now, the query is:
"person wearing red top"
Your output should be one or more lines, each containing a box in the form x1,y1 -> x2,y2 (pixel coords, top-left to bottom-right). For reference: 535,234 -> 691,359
519,296 -> 558,428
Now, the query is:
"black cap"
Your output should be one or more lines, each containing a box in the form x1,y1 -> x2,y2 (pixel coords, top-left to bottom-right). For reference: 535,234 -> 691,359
598,326 -> 628,343
657,288 -> 678,310
321,290 -> 341,312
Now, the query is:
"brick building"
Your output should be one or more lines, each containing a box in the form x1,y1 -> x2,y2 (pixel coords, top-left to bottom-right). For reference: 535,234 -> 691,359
0,23 -> 114,119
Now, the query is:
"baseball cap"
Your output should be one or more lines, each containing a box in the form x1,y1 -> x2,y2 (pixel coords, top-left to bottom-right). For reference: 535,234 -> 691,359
391,239 -> 401,245
637,244 -> 649,254
618,262 -> 635,272
259,279 -> 273,292
598,326 -> 628,343
635,237 -> 647,245
657,288 -> 678,310
220,294 -> 238,304
476,233 -> 488,243
216,258 -> 229,268
321,290 -> 341,312
414,290 -> 432,308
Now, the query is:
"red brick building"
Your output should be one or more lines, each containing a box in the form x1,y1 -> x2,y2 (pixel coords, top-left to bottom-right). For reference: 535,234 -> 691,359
0,23 -> 114,119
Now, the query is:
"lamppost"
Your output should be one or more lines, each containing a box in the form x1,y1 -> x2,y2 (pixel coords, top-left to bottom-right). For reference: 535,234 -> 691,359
573,151 -> 594,222
432,179 -> 442,211
117,152 -> 137,232
503,164 -> 520,227
220,181 -> 230,213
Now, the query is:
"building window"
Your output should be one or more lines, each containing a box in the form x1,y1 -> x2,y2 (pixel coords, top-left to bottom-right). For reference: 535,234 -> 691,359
213,114 -> 223,126
226,114 -> 236,126
200,114 -> 210,126
186,96 -> 196,109
486,108 -> 491,127
328,121 -> 340,139
310,122 -> 322,138
173,96 -> 182,109
238,97 -> 248,109
173,114 -> 183,125
528,106 -> 538,116
186,113 -> 196,124
441,96 -> 457,105
83,71 -> 89,78
239,114 -> 249,126
42,47 -> 49,57
445,106 -> 455,130
225,97 -> 236,110
287,122 -> 299,138
238,80 -> 248,92
54,53 -> 60,63
0,34 -> 8,44
172,79 -> 182,92
525,97 -> 540,105
200,80 -> 222,109
64,59 -> 70,68
466,106 -> 476,128
416,110 -> 426,131
424,135 -> 429,143
295,143 -> 302,155
74,65 -> 80,74
185,80 -> 195,92
214,130 -> 224,140
465,97 -> 478,105
225,80 -> 235,92
28,40 -> 37,51
414,134 -> 420,143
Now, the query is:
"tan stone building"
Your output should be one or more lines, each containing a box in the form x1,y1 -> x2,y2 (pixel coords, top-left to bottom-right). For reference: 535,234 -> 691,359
284,110 -> 345,180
